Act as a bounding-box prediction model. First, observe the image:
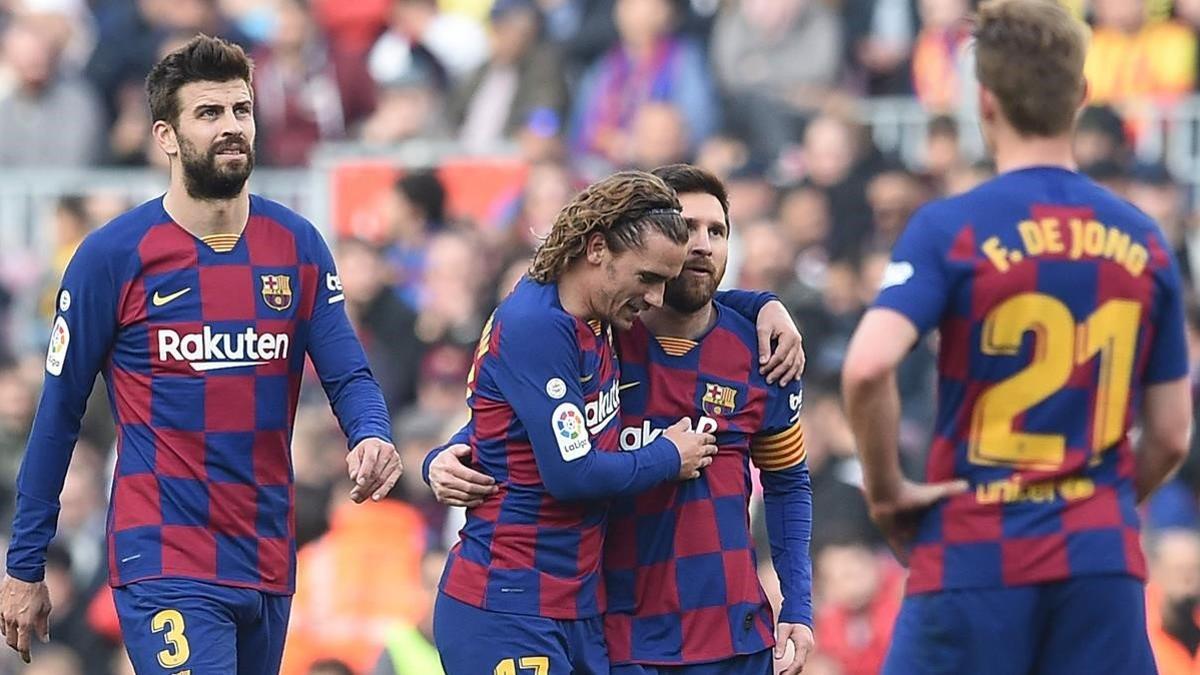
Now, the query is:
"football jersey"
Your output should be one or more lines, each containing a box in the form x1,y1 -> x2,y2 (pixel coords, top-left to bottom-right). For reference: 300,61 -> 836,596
7,195 -> 391,594
603,302 -> 808,665
438,277 -> 682,620
874,166 -> 1189,594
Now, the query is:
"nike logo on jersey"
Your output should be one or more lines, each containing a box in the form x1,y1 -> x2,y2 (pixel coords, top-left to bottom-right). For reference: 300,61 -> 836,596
618,381 -> 640,392
152,287 -> 191,307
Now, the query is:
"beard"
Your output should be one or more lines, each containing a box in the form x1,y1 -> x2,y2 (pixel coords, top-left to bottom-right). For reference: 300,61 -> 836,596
179,134 -> 254,200
664,257 -> 725,314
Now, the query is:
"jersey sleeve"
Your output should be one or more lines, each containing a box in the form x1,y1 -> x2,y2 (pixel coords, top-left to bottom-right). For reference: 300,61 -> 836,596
422,424 -> 471,486
1144,235 -> 1189,384
750,379 -> 805,472
752,378 -> 813,625
305,232 -> 392,446
712,289 -> 778,322
9,235 -> 118,582
873,208 -> 952,335
491,311 -> 680,501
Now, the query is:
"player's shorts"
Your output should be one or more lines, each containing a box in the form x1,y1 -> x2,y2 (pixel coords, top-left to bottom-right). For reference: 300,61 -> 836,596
113,578 -> 292,675
434,592 -> 609,675
883,574 -> 1157,675
610,649 -> 772,675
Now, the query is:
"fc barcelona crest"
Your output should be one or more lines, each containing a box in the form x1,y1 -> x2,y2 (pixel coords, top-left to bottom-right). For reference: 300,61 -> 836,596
261,274 -> 293,311
702,383 -> 738,416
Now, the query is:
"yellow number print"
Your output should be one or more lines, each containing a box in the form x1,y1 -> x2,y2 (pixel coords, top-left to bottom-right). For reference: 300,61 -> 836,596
970,294 -> 1140,470
466,311 -> 497,398
150,609 -> 191,669
495,656 -> 550,675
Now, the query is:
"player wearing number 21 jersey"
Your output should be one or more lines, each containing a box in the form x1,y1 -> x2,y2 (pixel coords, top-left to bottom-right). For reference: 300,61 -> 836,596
842,3 -> 1192,674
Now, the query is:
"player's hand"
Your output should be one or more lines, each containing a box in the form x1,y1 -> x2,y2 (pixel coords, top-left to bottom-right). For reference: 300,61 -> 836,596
0,575 -> 51,664
430,444 -> 497,508
868,478 -> 969,564
347,437 -> 403,503
756,300 -> 805,386
775,622 -> 815,675
663,418 -> 718,480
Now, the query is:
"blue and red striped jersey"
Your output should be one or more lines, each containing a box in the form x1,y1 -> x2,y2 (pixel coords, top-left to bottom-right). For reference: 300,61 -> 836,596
439,277 -> 682,620
7,195 -> 391,594
874,167 -> 1189,594
603,303 -> 810,666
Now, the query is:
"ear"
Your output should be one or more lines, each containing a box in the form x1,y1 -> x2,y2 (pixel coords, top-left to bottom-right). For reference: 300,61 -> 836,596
1078,79 -> 1090,110
584,232 -> 607,265
978,87 -> 996,125
152,120 -> 179,157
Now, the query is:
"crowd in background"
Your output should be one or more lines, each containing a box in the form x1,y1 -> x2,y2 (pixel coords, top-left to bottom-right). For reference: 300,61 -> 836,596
1,0 -> 1200,673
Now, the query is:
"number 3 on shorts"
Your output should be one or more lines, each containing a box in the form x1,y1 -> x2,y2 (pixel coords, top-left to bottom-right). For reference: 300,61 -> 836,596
151,609 -> 191,669
495,656 -> 550,675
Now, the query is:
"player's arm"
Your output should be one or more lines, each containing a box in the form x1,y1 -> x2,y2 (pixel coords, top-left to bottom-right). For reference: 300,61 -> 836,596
305,233 -> 398,502
422,426 -> 497,507
842,210 -> 966,560
751,379 -> 814,675
3,236 -> 117,662
493,312 -> 708,501
1135,247 -> 1193,502
9,237 -> 117,583
715,290 -> 804,385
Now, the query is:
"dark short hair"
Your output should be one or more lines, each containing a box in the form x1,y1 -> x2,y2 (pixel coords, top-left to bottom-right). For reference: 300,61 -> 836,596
145,34 -> 254,126
650,163 -> 730,229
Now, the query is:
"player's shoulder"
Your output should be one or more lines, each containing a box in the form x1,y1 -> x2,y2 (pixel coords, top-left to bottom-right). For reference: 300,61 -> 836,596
494,277 -> 579,339
709,300 -> 768,377
249,194 -> 325,244
77,196 -> 167,262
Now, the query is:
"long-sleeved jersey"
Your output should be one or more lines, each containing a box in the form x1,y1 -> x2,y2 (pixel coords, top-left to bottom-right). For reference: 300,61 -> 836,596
438,277 -> 685,620
604,302 -> 811,666
7,195 -> 391,595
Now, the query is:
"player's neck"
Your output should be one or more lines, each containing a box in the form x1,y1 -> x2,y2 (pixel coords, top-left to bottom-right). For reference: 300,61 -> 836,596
163,186 -> 250,239
555,268 -> 596,321
640,302 -> 715,340
992,130 -> 1076,175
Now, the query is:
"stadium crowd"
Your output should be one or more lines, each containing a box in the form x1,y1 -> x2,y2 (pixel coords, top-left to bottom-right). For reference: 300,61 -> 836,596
0,0 -> 1198,673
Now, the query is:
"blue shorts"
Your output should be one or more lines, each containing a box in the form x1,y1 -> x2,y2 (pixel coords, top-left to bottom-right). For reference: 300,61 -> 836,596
433,592 -> 609,675
611,649 -> 772,675
113,578 -> 292,675
883,575 -> 1157,675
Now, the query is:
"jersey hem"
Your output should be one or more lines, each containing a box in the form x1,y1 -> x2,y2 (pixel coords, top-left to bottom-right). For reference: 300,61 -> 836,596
110,570 -> 294,596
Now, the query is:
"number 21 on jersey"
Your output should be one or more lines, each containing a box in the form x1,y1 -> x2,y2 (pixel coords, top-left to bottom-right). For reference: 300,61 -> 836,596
970,293 -> 1139,470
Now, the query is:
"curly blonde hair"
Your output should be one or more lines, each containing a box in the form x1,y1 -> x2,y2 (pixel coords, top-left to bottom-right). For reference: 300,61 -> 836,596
529,171 -> 688,283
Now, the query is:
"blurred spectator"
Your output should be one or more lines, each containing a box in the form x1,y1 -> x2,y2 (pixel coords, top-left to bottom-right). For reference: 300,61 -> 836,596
569,0 -> 718,175
370,549 -> 447,675
1085,0 -> 1196,105
626,101 -> 689,169
801,387 -> 880,551
0,16 -> 101,166
911,0 -> 971,112
1145,529 -> 1200,674
1072,104 -> 1130,169
921,114 -> 961,191
842,0 -> 917,96
1130,162 -> 1188,271
712,0 -> 842,163
359,51 -> 447,144
391,411 -> 455,546
1082,158 -> 1131,198
252,0 -> 376,166
368,0 -> 486,85
41,541 -> 113,675
495,159 -> 574,260
814,541 -> 903,675
865,165 -> 928,250
800,112 -> 876,262
413,231 -> 486,352
282,483 -> 430,675
337,237 -> 422,415
379,170 -> 447,305
943,159 -> 994,196
449,0 -> 568,155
